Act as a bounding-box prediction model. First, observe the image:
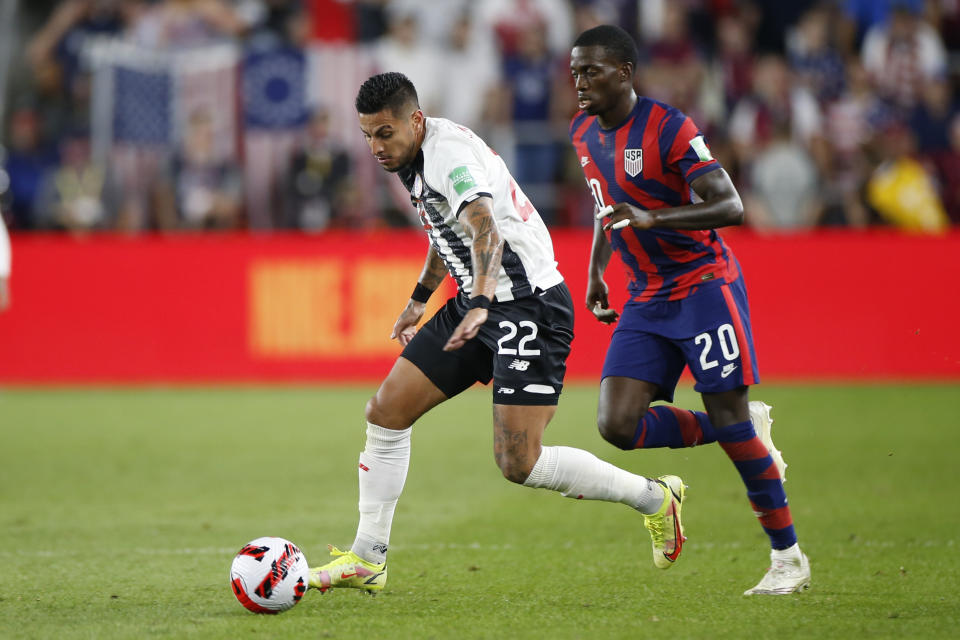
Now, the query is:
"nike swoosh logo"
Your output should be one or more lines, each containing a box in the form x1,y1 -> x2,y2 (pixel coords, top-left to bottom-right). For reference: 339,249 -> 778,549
341,571 -> 358,579
664,493 -> 684,562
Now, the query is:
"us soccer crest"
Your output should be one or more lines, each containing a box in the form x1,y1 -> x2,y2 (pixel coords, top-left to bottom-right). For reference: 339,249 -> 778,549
624,149 -> 643,177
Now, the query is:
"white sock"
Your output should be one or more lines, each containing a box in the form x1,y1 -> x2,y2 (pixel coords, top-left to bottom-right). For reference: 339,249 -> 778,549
522,445 -> 664,514
771,542 -> 802,561
350,422 -> 411,564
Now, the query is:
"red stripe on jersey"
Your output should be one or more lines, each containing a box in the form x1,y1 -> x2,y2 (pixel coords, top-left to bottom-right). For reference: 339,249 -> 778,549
655,234 -> 731,300
666,262 -> 719,301
668,118 -> 699,164
668,117 -> 720,180
687,159 -> 716,175
613,110 -> 671,211
572,115 -> 618,216
655,236 -> 710,263
720,283 -> 756,385
620,228 -> 663,302
571,113 -> 593,145
698,232 -> 736,285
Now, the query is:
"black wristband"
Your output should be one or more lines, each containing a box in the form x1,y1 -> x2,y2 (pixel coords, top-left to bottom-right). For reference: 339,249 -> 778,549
411,282 -> 434,304
467,295 -> 492,310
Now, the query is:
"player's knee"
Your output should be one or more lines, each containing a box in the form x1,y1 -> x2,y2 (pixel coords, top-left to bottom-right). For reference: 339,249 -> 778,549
494,451 -> 534,484
365,394 -> 408,429
596,407 -> 640,450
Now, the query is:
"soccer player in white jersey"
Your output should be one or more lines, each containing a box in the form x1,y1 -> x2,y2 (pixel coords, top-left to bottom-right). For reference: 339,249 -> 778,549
307,72 -> 688,594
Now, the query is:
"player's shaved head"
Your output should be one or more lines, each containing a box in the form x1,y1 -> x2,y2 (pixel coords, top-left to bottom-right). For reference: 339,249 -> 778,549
355,72 -> 420,116
572,25 -> 638,71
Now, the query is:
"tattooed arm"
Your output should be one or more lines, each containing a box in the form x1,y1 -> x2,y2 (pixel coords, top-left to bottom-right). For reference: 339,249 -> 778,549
443,196 -> 503,351
391,246 -> 448,346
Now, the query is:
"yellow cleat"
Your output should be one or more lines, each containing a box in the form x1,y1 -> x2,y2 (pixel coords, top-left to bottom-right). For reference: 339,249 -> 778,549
308,546 -> 387,594
644,475 -> 687,569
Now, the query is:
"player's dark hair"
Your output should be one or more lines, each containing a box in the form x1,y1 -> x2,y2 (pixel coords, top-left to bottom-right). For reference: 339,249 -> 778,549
573,25 -> 639,70
355,72 -> 420,115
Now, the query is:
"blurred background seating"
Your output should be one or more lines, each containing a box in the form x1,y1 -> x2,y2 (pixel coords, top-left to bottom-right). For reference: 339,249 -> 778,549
1,0 -> 958,233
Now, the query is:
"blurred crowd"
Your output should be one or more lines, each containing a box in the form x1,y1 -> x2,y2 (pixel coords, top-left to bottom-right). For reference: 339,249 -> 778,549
1,0 -> 959,234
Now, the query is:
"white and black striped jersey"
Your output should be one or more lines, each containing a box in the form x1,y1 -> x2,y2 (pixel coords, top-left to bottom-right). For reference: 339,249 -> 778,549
398,117 -> 563,301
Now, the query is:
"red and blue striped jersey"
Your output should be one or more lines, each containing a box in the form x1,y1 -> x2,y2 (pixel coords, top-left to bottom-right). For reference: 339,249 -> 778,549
570,97 -> 740,302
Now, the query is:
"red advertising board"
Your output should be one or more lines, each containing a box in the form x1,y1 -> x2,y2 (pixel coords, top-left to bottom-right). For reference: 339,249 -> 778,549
0,229 -> 957,383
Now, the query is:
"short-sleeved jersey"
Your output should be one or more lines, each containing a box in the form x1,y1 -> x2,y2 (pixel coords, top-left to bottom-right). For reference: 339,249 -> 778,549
399,117 -> 563,301
570,97 -> 740,303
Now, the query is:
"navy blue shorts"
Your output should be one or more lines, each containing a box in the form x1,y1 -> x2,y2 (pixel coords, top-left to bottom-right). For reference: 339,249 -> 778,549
402,283 -> 574,406
602,276 -> 760,402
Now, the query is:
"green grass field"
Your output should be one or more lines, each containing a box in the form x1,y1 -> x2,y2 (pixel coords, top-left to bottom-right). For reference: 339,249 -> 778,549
1,384 -> 958,639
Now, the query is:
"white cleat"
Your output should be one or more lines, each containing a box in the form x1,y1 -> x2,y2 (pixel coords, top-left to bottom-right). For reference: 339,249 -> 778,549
749,401 -> 787,482
744,548 -> 811,595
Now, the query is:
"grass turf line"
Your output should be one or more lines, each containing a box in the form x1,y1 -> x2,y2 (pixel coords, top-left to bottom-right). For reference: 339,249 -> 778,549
0,384 -> 957,639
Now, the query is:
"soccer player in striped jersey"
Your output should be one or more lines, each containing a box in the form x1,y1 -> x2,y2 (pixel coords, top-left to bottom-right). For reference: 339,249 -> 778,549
569,25 -> 810,595
307,72 -> 688,595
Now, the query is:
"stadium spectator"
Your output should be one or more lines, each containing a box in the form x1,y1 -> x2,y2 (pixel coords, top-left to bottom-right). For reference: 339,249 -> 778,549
640,3 -> 708,118
501,18 -> 567,222
352,0 -> 390,43
729,54 -> 824,155
909,77 -> 959,155
743,122 -> 823,230
283,107 -> 352,230
35,133 -> 111,231
860,1 -> 948,111
866,122 -> 950,232
787,3 -> 847,104
728,53 -> 829,199
242,0 -> 311,50
26,0 -> 131,94
712,10 -> 756,111
839,0 -> 925,52
2,106 -> 59,230
821,58 -> 883,227
476,0 -> 574,58
929,114 -> 960,224
129,0 -> 246,49
373,6 -> 442,116
5,0 -> 959,231
436,11 -> 501,134
156,108 -> 243,230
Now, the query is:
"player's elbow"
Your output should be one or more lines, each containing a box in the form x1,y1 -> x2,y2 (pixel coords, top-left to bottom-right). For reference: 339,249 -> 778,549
725,195 -> 745,226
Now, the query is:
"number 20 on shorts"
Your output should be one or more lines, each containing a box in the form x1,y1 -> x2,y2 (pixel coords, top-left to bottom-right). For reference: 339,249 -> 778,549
694,323 -> 740,370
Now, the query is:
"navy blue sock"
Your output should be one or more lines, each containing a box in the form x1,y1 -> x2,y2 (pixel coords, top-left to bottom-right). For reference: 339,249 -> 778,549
632,405 -> 719,448
716,420 -> 796,550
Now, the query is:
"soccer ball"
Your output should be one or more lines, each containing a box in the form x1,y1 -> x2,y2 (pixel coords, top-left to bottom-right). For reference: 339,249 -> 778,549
229,537 -> 309,614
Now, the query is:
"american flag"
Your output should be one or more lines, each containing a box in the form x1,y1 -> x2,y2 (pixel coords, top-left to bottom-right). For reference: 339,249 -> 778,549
89,39 -> 240,227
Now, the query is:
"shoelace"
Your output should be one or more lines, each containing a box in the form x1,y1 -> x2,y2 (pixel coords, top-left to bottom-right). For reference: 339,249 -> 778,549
644,514 -> 665,544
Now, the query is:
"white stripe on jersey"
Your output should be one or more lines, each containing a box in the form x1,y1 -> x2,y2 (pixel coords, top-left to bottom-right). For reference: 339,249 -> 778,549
410,118 -> 563,301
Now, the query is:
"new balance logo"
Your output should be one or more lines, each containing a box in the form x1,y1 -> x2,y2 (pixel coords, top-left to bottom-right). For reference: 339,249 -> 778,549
580,156 -> 590,167
721,363 -> 738,378
373,544 -> 388,554
497,387 -> 515,394
507,359 -> 530,371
